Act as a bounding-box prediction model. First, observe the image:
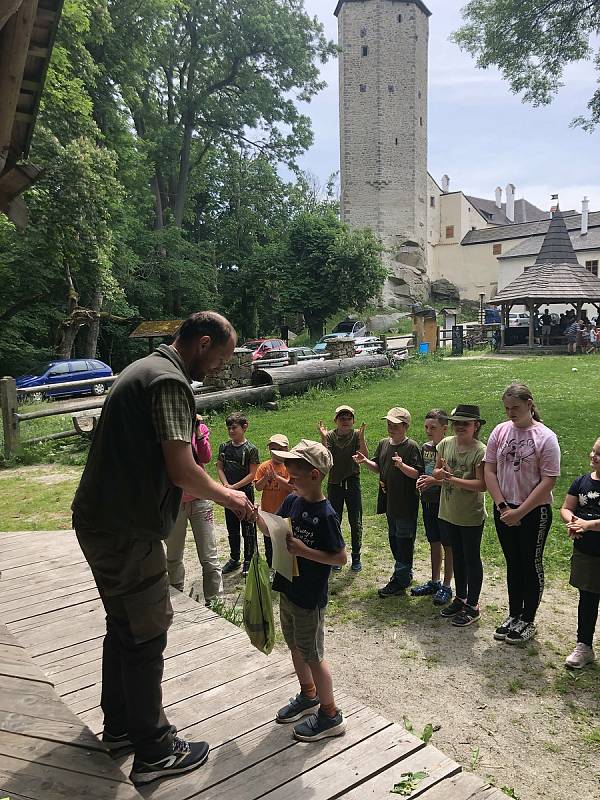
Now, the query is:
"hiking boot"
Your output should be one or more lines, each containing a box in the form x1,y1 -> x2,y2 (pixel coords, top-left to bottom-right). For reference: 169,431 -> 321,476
242,561 -> 250,577
293,709 -> 346,742
452,606 -> 480,627
432,585 -> 453,606
129,737 -> 209,786
276,693 -> 320,724
493,615 -> 517,641
351,554 -> 363,572
505,619 -> 536,644
332,565 -> 343,572
222,559 -> 240,575
440,597 -> 465,618
411,579 -> 441,597
565,642 -> 596,670
101,730 -> 132,751
378,580 -> 405,598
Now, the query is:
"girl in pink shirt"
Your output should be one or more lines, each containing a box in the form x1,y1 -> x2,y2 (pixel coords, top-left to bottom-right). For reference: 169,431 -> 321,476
484,384 -> 561,644
166,415 -> 223,604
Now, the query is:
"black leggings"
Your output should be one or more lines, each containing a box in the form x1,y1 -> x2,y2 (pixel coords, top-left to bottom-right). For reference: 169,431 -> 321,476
224,486 -> 255,563
494,504 -> 552,623
578,590 -> 600,647
438,519 -> 484,607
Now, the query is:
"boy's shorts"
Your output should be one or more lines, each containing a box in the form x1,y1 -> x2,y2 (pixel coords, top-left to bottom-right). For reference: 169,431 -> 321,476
279,594 -> 325,663
421,502 -> 451,546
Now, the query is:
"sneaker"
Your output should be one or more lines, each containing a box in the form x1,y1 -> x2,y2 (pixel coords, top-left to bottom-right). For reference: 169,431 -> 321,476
451,606 -> 480,627
101,730 -> 132,751
293,709 -> 346,742
332,565 -> 342,572
129,737 -> 209,786
565,642 -> 596,670
378,580 -> 405,598
411,579 -> 441,597
440,597 -> 465,618
242,561 -> 250,577
505,619 -> 536,644
276,693 -> 320,724
493,615 -> 517,641
432,585 -> 453,606
351,554 -> 363,572
222,559 -> 240,575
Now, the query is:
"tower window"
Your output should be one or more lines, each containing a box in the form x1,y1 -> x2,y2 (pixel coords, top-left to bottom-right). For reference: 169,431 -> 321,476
362,45 -> 368,57
420,117 -> 423,126
398,14 -> 402,22
395,137 -> 398,145
418,90 -> 422,99
360,27 -> 367,38
388,84 -> 395,93
446,226 -> 455,239
359,84 -> 367,93
430,196 -> 435,208
586,260 -> 599,276
493,243 -> 502,255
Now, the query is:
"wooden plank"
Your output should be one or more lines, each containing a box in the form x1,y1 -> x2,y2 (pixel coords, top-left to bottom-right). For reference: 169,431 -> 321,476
0,754 -> 141,800
0,709 -> 102,751
146,695 -> 363,800
253,723 -> 426,800
35,635 -> 104,667
1,588 -> 101,623
402,771 -> 508,800
0,578 -> 96,609
10,600 -> 104,632
0,729 -> 129,782
0,687 -> 81,723
0,563 -> 92,590
0,554 -> 87,581
341,745 -> 461,798
0,660 -> 53,684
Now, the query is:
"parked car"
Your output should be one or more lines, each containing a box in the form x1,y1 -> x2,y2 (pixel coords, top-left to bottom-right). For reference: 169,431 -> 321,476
288,346 -> 324,361
509,312 -> 530,327
243,338 -> 289,363
16,359 -> 113,402
332,318 -> 367,337
354,336 -> 384,355
484,307 -> 501,325
313,333 -> 345,353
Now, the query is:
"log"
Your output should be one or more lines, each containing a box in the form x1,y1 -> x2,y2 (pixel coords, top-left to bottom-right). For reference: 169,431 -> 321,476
252,354 -> 389,395
195,385 -> 278,412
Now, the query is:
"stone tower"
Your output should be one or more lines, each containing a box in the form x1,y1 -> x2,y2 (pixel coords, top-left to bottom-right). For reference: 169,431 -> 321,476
335,0 -> 431,306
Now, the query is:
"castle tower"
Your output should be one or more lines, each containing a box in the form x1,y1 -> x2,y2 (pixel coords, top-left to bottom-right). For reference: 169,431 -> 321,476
335,0 -> 431,306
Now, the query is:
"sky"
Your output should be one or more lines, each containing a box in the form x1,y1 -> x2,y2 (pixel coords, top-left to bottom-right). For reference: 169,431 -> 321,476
292,0 -> 600,214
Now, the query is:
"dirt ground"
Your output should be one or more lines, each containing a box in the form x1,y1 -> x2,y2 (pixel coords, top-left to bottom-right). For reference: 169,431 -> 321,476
178,522 -> 600,800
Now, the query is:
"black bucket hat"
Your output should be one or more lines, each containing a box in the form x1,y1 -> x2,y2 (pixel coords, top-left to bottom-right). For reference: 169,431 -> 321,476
448,404 -> 486,425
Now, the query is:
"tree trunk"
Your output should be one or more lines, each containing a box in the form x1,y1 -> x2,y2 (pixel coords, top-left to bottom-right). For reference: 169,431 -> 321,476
174,119 -> 194,227
306,316 -> 325,342
151,173 -> 164,230
81,289 -> 103,357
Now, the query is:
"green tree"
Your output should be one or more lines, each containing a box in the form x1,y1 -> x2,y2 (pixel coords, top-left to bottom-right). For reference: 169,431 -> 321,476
453,0 -> 600,128
281,211 -> 386,341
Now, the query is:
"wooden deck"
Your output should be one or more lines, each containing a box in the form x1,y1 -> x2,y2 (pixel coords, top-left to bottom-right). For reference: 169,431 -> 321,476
0,530 -> 505,799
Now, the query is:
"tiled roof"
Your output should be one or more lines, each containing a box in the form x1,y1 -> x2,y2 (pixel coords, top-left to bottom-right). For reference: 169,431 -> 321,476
462,210 -> 600,245
499,227 -> 600,259
534,208 -> 579,265
334,0 -> 431,17
465,196 -> 548,226
492,262 -> 600,303
129,320 -> 183,338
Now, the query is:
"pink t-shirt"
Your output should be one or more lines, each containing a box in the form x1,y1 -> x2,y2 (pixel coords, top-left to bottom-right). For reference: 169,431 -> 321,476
183,423 -> 212,503
484,420 -> 560,506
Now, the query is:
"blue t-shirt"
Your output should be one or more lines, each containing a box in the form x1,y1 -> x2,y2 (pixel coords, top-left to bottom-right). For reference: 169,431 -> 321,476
568,473 -> 600,557
272,494 -> 345,609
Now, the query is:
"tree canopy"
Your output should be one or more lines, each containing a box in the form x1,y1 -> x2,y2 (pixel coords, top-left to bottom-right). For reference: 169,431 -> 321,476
453,0 -> 600,129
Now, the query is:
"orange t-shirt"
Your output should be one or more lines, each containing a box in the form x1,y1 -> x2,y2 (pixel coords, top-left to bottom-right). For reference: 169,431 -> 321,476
255,460 -> 291,513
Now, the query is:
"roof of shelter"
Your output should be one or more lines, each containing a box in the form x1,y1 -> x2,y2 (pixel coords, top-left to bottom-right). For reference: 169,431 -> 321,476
465,196 -> 548,226
499,227 -> 600,260
334,0 -> 431,18
462,210 -> 600,245
533,208 -> 579,265
491,262 -> 600,303
129,320 -> 183,339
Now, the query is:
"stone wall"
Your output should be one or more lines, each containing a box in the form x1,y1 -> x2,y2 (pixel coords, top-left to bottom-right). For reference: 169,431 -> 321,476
337,0 -> 430,306
204,348 -> 253,389
325,338 -> 356,359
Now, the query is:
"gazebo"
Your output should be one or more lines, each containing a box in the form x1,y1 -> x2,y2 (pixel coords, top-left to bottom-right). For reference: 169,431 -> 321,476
491,208 -> 600,350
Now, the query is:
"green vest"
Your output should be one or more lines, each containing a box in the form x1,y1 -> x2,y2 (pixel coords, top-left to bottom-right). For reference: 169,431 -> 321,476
72,345 -> 195,540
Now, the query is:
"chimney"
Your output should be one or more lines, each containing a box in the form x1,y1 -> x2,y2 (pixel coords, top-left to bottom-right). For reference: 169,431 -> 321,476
505,183 -> 515,222
441,174 -> 450,194
495,186 -> 502,209
581,196 -> 589,235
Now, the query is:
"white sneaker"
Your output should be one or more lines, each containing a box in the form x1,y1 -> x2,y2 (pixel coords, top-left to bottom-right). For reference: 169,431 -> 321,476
565,642 -> 596,670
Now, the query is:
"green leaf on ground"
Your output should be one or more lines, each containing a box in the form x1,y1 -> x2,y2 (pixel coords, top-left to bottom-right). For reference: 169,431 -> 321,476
390,771 -> 429,795
420,723 -> 434,743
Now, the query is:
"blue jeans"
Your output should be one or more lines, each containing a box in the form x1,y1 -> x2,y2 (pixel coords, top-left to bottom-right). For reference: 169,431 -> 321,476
386,514 -> 417,588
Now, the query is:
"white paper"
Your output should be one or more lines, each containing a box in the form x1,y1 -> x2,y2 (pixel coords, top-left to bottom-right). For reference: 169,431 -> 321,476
260,511 -> 299,582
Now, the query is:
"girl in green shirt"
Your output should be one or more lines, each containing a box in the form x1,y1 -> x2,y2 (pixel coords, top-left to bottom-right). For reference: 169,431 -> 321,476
433,405 -> 487,628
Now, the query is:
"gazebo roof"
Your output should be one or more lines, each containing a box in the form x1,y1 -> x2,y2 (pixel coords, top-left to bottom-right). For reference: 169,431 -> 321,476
129,320 -> 183,339
492,262 -> 600,304
492,204 -> 600,304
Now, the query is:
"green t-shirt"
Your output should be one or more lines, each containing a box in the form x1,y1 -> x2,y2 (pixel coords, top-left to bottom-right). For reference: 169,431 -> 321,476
373,437 -> 423,518
326,429 -> 360,485
437,436 -> 486,526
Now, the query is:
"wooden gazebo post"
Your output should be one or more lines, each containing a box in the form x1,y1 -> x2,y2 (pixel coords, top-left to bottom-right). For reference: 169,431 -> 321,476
527,300 -> 535,348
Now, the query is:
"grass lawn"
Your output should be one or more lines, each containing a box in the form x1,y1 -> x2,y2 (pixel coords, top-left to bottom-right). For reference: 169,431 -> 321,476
1,354 -> 598,576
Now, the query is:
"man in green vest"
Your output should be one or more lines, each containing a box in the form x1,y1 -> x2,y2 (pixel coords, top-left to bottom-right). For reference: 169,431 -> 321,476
72,311 -> 254,786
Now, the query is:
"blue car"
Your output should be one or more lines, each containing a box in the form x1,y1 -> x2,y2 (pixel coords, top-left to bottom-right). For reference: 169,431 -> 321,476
16,359 -> 113,401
